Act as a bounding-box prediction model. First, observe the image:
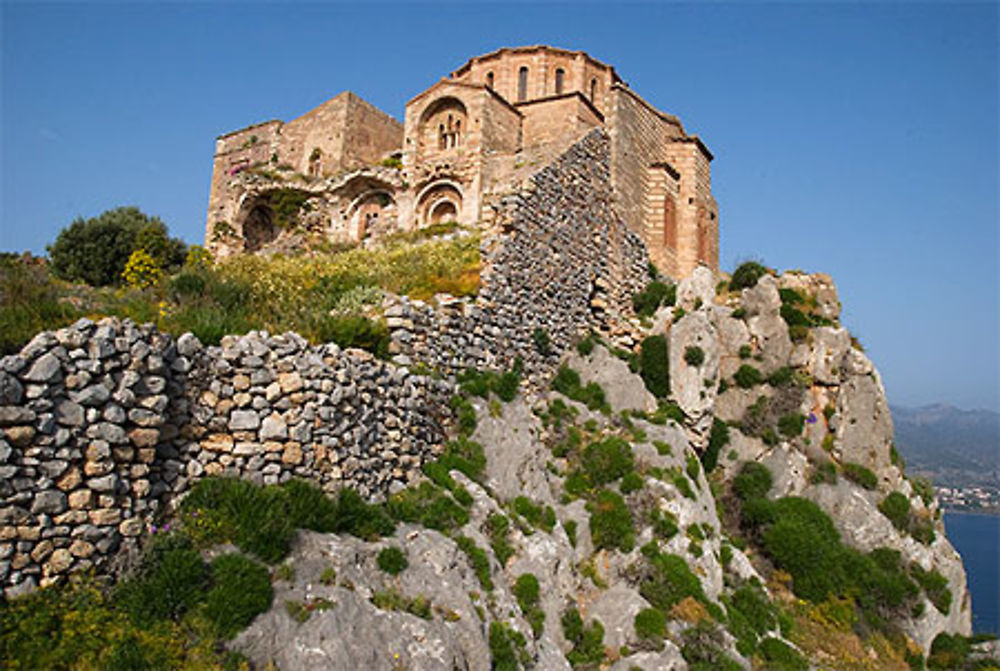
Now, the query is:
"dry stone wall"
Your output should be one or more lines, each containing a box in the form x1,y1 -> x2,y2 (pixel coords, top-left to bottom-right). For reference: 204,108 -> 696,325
387,129 -> 649,382
0,318 -> 452,596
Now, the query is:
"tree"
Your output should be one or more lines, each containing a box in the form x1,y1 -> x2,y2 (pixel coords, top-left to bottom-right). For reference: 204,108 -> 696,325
47,207 -> 185,287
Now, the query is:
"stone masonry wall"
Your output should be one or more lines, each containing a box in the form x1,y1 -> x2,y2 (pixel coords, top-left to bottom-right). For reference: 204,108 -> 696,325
387,129 -> 649,384
0,319 -> 452,596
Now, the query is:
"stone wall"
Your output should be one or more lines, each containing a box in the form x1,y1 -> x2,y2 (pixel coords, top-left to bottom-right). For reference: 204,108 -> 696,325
387,129 -> 649,382
0,319 -> 452,596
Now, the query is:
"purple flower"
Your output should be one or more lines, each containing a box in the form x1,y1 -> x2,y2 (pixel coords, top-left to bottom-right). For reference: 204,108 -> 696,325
162,523 -> 171,532
807,412 -> 818,424
150,525 -> 158,534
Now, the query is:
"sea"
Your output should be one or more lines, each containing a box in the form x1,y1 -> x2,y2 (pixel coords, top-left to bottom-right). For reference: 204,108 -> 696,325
944,511 -> 1000,635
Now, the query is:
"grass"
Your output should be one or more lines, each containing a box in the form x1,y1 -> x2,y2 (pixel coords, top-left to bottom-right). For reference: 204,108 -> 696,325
0,233 -> 481,355
376,547 -> 408,575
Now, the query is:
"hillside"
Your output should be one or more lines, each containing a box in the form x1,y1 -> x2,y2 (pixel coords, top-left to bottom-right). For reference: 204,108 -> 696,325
892,404 -> 1000,489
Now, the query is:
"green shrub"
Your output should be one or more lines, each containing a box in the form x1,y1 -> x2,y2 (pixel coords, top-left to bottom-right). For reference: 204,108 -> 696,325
729,583 -> 777,636
758,637 -> 808,670
576,332 -> 597,356
486,514 -> 515,566
701,418 -> 730,473
910,517 -> 937,545
649,508 -> 679,540
777,413 -> 805,438
910,476 -> 935,506
734,364 -> 763,389
203,554 -> 273,638
639,335 -> 670,398
48,206 -> 184,287
620,471 -> 644,494
551,365 -> 608,412
489,621 -> 528,671
116,535 -> 208,625
562,607 -> 606,667
639,552 -> 707,611
633,281 -> 676,316
532,327 -> 552,356
564,519 -> 578,547
582,436 -> 635,486
370,589 -> 431,619
387,482 -> 469,533
684,346 -> 705,367
738,344 -> 752,359
377,547 -> 408,575
928,633 -> 971,669
843,462 -> 878,490
456,536 -> 493,591
686,453 -> 701,483
326,487 -> 396,540
437,437 -> 487,482
0,255 -> 80,355
809,460 -> 838,485
757,497 -> 847,601
513,496 -> 556,533
729,261 -> 768,290
634,607 -> 666,647
589,489 -> 634,552
878,492 -> 911,531
680,621 -> 743,671
767,366 -> 794,386
514,573 -> 545,638
450,395 -> 477,437
312,314 -> 390,358
910,564 -> 952,615
733,462 -> 773,501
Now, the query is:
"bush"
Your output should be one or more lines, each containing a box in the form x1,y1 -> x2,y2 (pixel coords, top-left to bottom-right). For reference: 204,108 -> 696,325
450,395 -> 477,437
489,621 -> 528,671
0,255 -> 79,355
758,637 -> 808,670
927,633 -> 971,669
48,206 -> 183,287
634,607 -> 666,647
777,413 -> 805,438
312,314 -> 390,358
729,261 -> 768,290
639,551 -> 707,611
639,335 -> 670,398
702,418 -> 730,473
551,365 -> 608,412
479,516 -> 512,570
620,471 -> 644,494
387,482 -> 469,533
733,462 -> 773,501
684,346 -> 705,367
203,554 -> 273,638
377,547 -> 408,575
456,535 -> 493,591
437,437 -> 487,482
514,573 -> 545,638
562,608 -> 605,667
532,327 -> 552,356
843,462 -> 878,490
576,332 -> 597,356
633,281 -> 676,316
512,496 -> 556,533
589,489 -> 634,552
911,564 -> 952,614
878,492 -> 911,531
582,436 -> 635,486
734,364 -> 763,389
116,535 -> 208,625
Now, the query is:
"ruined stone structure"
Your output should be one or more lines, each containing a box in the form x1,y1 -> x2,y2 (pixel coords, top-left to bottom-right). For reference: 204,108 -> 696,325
206,46 -> 718,279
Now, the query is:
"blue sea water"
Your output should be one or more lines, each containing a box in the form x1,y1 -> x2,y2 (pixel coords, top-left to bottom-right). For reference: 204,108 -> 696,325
944,511 -> 1000,635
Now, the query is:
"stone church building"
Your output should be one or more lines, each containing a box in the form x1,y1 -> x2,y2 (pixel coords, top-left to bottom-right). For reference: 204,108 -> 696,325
205,45 -> 718,278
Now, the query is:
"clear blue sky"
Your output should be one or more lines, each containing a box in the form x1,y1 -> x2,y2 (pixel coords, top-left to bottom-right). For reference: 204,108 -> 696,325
2,2 -> 997,410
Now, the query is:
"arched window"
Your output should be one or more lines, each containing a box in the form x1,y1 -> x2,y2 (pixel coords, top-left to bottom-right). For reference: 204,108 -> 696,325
438,124 -> 446,150
485,71 -> 494,89
555,68 -> 565,95
454,120 -> 461,147
518,66 -> 528,102
590,78 -> 598,103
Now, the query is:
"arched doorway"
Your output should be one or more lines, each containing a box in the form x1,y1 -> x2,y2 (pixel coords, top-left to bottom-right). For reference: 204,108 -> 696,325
416,181 -> 463,227
243,205 -> 277,252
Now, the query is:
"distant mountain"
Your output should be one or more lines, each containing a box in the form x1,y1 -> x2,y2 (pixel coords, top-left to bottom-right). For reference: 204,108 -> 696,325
890,404 -> 999,487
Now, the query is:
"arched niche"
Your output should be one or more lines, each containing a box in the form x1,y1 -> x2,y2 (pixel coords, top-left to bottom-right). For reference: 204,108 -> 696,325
346,190 -> 396,241
416,181 -> 463,227
418,97 -> 468,160
241,203 -> 277,253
